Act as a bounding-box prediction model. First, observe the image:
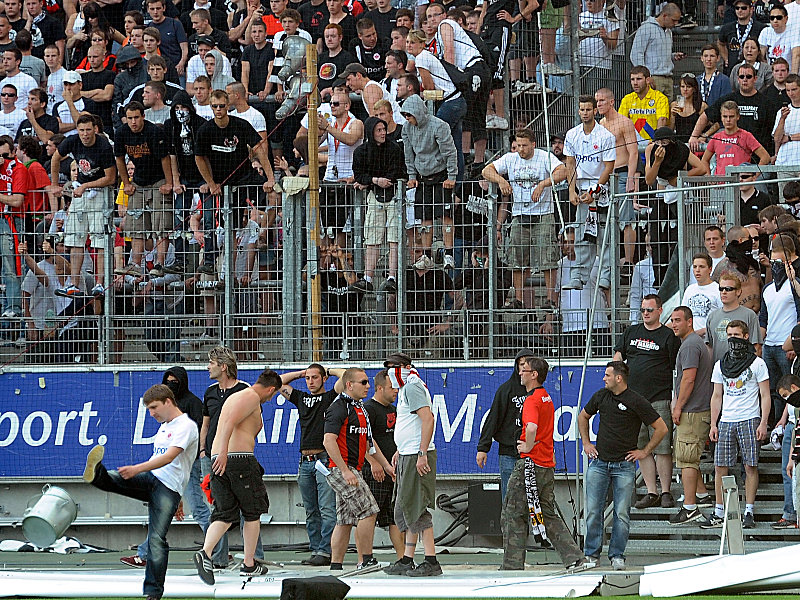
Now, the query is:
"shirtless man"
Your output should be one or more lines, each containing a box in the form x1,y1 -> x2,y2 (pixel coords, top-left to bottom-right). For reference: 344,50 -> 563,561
711,225 -> 762,314
194,369 -> 282,585
595,87 -> 640,271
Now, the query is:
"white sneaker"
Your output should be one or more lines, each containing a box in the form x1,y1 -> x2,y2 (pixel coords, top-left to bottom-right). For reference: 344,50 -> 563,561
493,116 -> 509,130
443,253 -> 455,269
413,255 -> 434,270
611,557 -> 626,571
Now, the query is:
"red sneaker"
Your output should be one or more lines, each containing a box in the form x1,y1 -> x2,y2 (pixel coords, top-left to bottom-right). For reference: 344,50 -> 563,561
120,555 -> 147,568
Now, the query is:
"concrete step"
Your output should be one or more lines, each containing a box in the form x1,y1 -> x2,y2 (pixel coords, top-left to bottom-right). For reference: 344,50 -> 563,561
624,538 -> 792,555
622,522 -> 800,537
629,501 -> 790,517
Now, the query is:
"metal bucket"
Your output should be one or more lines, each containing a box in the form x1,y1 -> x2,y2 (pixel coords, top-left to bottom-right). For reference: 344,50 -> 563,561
22,485 -> 78,548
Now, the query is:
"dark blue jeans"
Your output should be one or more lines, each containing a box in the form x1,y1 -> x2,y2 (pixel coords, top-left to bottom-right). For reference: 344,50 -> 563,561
436,96 -> 467,180
297,456 -> 336,557
91,462 -> 180,598
584,459 -> 635,560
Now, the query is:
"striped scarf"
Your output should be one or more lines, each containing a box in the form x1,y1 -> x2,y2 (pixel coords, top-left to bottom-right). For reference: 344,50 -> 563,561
523,457 -> 547,543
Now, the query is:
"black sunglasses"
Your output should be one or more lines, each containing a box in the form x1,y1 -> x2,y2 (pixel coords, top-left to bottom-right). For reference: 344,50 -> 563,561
739,74 -> 754,79
0,92 -> 16,97
210,103 -> 226,109
330,101 -> 341,107
719,286 -> 737,292
770,14 -> 785,20
640,307 -> 656,313
356,379 -> 369,385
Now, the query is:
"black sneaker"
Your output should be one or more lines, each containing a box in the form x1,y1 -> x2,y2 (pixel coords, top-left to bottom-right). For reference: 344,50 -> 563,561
347,279 -> 373,294
240,562 -> 269,576
660,492 -> 675,508
634,493 -> 660,509
406,560 -> 443,577
197,264 -> 216,275
379,278 -> 397,293
163,263 -> 184,275
194,550 -> 215,585
302,554 -> 331,566
678,14 -> 697,28
670,507 -> 703,525
742,512 -> 755,529
699,514 -> 724,529
695,495 -> 714,507
356,557 -> 379,570
384,559 -> 415,575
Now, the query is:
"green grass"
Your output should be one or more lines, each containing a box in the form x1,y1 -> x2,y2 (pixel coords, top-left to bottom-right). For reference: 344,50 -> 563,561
23,597 -> 800,600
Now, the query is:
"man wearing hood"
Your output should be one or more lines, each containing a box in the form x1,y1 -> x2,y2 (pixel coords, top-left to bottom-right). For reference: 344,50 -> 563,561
349,116 -> 405,294
121,367 -> 207,569
113,45 -> 149,130
165,90 -> 205,274
400,94 -> 458,266
476,348 -> 534,500
629,3 -> 684,100
701,319 -> 770,529
712,225 -> 763,314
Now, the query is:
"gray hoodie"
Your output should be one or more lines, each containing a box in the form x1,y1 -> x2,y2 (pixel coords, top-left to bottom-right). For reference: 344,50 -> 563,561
629,16 -> 674,76
400,94 -> 458,181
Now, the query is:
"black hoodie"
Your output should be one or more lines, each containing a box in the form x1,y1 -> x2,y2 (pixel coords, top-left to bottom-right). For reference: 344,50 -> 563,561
162,366 -> 203,458
476,349 -> 535,458
352,116 -> 406,203
164,91 -> 205,186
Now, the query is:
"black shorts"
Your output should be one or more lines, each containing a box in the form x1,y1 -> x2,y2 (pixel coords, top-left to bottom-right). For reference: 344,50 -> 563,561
321,183 -> 352,230
209,453 -> 270,523
463,71 -> 491,141
363,465 -> 396,528
481,25 -> 511,85
414,172 -> 453,221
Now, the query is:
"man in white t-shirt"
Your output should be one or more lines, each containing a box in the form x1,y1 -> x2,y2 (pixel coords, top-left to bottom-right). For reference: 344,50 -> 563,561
578,0 -> 620,74
681,252 -> 722,338
758,4 -> 800,72
701,320 -> 770,530
773,74 -> 800,166
483,128 -> 566,310
225,82 -> 267,140
382,352 -> 442,577
563,95 -> 616,291
82,384 -> 199,600
0,48 -> 37,109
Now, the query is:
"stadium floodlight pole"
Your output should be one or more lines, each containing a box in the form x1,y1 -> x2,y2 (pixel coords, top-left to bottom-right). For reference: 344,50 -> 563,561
306,43 -> 323,361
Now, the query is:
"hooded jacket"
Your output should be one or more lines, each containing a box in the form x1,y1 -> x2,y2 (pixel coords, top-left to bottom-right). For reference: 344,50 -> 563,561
162,366 -> 203,458
400,94 -> 458,181
207,48 -> 235,91
112,46 -> 149,129
352,116 -> 406,202
164,90 -> 206,185
476,349 -> 535,458
629,16 -> 674,77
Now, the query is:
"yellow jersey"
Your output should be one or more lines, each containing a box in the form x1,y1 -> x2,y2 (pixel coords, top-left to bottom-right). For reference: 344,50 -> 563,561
618,88 -> 670,142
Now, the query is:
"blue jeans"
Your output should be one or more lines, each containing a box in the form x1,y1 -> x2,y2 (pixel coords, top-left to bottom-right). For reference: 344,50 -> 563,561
139,458 -> 210,560
499,454 -> 517,501
297,457 -> 336,557
783,422 -> 797,520
200,456 -> 263,565
0,217 -> 22,316
91,462 -> 180,598
763,344 -> 791,423
436,96 -> 467,180
584,459 -> 635,560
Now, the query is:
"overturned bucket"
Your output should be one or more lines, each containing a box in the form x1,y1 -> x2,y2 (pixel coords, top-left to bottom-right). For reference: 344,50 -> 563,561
22,484 -> 78,548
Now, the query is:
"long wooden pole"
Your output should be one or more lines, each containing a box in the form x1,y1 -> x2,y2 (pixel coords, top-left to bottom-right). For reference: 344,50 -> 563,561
305,43 -> 323,361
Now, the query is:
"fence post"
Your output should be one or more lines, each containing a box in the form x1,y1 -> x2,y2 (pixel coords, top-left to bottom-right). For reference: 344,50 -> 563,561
608,174 -> 620,353
487,183 -> 497,360
100,186 -> 114,365
396,180 -> 406,352
677,172 -> 687,296
222,186 -> 234,347
353,187 -> 364,273
282,189 -> 298,360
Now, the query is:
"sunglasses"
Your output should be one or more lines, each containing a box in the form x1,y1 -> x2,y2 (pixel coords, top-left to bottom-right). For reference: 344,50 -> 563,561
356,379 -> 369,385
210,103 -> 226,109
329,101 -> 341,107
640,307 -> 656,313
0,153 -> 9,159
719,286 -> 738,292
734,4 -> 749,9
0,92 -> 16,97
771,14 -> 785,20
739,74 -> 754,79
681,72 -> 696,78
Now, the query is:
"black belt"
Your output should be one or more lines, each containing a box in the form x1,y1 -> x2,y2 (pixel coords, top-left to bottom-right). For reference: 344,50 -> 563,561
614,166 -> 628,174
301,452 -> 326,462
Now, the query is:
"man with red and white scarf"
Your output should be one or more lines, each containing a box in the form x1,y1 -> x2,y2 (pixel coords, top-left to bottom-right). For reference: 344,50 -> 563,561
382,353 -> 442,577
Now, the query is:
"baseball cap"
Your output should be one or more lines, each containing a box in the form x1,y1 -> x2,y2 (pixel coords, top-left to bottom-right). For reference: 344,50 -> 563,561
341,62 -> 367,79
63,71 -> 81,84
384,352 -> 413,368
550,131 -> 566,142
196,35 -> 215,47
652,126 -> 676,142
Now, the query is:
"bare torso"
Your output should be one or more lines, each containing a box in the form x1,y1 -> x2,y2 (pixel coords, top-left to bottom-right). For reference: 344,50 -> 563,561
211,388 -> 264,455
601,113 -> 634,169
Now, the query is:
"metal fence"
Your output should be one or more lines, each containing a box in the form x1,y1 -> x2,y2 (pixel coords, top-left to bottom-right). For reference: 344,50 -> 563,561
0,164 -> 776,366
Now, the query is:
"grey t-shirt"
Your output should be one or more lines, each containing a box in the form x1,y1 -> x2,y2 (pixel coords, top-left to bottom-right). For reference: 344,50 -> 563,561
675,332 -> 714,413
706,304 -> 762,365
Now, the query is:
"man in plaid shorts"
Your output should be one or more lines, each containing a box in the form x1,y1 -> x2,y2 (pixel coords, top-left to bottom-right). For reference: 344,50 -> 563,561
323,368 -> 395,571
701,319 -> 771,530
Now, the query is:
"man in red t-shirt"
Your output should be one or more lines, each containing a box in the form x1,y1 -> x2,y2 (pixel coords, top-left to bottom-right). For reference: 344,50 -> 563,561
501,356 -> 592,571
0,133 -> 30,318
702,100 -> 770,176
17,135 -> 54,243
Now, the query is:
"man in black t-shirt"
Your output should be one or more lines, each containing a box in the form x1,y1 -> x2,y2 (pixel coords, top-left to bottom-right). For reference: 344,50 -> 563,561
47,113 -> 116,298
578,361 -> 666,571
363,0 -> 396,44
241,20 -> 274,97
613,293 -> 680,510
363,369 -> 402,561
323,367 -> 394,571
199,346 -> 258,568
114,101 -> 174,278
349,18 -> 388,81
17,88 -> 58,143
300,0 -> 329,43
195,89 -> 274,275
717,0 -> 765,75
279,363 -> 346,566
81,47 -> 116,137
25,0 -> 66,60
